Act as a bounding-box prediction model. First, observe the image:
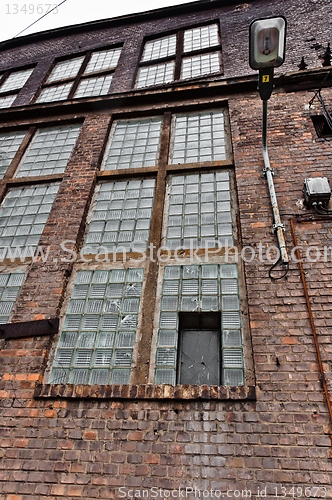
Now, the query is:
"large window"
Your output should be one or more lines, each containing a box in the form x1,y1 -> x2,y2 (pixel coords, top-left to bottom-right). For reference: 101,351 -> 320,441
0,272 -> 25,324
49,108 -> 251,390
15,124 -> 81,177
49,268 -> 144,385
36,47 -> 122,103
135,23 -> 221,88
0,68 -> 34,109
0,131 -> 27,179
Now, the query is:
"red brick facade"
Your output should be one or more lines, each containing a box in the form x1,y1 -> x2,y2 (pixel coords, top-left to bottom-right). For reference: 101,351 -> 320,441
0,0 -> 332,498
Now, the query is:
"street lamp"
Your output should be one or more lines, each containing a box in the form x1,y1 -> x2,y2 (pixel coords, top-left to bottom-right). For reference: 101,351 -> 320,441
249,16 -> 289,270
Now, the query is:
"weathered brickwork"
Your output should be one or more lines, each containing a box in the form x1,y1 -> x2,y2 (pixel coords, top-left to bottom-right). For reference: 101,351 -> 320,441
1,0 -> 332,498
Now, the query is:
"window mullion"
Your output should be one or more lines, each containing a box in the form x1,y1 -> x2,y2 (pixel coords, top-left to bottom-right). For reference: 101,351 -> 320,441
132,111 -> 172,384
174,30 -> 184,81
68,51 -> 91,99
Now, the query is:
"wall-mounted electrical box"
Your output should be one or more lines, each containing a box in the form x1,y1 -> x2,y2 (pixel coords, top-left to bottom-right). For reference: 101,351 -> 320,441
303,177 -> 331,206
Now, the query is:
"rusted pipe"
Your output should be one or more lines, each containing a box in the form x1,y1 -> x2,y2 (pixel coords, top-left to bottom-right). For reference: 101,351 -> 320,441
290,217 -> 332,423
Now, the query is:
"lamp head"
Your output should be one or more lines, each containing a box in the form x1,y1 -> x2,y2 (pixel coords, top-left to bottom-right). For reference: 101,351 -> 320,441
249,16 -> 286,69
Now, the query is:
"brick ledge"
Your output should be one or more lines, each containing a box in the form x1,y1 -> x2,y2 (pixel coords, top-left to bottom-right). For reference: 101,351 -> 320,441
34,383 -> 256,400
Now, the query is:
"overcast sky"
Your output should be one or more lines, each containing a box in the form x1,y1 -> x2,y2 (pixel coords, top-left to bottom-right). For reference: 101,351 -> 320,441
0,0 -> 198,42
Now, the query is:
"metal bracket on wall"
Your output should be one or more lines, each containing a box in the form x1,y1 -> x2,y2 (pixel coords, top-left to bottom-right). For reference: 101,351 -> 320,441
0,318 -> 59,340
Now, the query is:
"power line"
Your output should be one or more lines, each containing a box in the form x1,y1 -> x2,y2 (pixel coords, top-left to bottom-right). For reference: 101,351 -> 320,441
0,0 -> 68,51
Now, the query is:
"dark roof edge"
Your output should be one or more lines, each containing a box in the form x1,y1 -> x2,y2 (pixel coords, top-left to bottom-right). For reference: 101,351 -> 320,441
0,0 -> 255,51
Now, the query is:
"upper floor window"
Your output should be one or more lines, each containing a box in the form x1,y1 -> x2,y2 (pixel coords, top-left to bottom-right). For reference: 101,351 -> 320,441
36,47 -> 122,103
15,124 -> 81,177
0,68 -> 34,109
135,23 -> 221,89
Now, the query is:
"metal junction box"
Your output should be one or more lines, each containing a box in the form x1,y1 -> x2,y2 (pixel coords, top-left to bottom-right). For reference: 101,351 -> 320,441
303,177 -> 331,206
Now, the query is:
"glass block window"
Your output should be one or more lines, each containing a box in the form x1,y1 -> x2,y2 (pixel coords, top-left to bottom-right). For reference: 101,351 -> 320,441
49,268 -> 144,385
0,67 -> 34,109
0,68 -> 34,93
84,48 -> 122,74
36,83 -> 72,103
37,47 -> 122,103
0,183 -> 60,256
47,56 -> 85,83
0,131 -> 27,179
181,53 -> 220,79
136,62 -> 174,88
74,75 -> 113,99
136,24 -> 221,88
0,272 -> 25,324
0,95 -> 16,109
141,35 -> 177,62
15,124 -> 81,178
165,171 -> 233,249
102,117 -> 162,170
170,110 -> 226,164
155,264 -> 244,386
84,179 -> 155,254
183,24 -> 219,52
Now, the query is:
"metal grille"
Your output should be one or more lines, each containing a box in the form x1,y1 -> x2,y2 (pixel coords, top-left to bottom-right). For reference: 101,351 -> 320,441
0,68 -> 34,92
102,117 -> 162,170
74,75 -> 113,98
36,83 -> 72,103
169,110 -> 226,163
16,124 -> 81,177
155,264 -> 244,386
165,171 -> 233,249
0,183 -> 60,256
49,268 -> 144,385
47,56 -> 85,82
83,179 -> 155,254
0,131 -> 27,179
181,53 -> 220,79
0,272 -> 25,324
141,35 -> 177,62
136,62 -> 174,88
183,24 -> 219,52
84,48 -> 122,74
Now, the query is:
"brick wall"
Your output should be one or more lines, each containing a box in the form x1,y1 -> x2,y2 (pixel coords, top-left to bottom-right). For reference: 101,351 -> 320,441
1,0 -> 332,498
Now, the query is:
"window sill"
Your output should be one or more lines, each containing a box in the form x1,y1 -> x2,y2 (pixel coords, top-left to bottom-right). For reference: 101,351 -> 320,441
34,383 -> 256,401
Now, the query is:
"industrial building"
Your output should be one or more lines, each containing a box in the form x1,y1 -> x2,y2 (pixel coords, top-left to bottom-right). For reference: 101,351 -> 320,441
0,0 -> 332,497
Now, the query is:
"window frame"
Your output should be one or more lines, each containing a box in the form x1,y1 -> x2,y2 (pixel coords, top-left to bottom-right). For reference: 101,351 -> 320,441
135,21 -> 223,89
43,106 -> 255,398
0,66 -> 34,109
35,44 -> 122,103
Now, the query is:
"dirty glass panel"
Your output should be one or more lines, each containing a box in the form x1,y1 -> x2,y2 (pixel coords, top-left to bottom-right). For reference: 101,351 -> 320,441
84,48 -> 122,74
165,171 -> 232,249
136,62 -> 174,88
102,117 -> 162,170
47,56 -> 85,83
141,34 -> 177,62
83,179 -> 155,254
0,183 -> 60,256
16,124 -> 81,177
49,268 -> 144,385
0,131 -> 27,179
0,95 -> 16,109
181,52 -> 220,79
0,68 -> 34,92
170,110 -> 226,163
0,272 -> 25,324
183,24 -> 219,52
36,83 -> 72,103
155,264 -> 244,386
74,75 -> 113,98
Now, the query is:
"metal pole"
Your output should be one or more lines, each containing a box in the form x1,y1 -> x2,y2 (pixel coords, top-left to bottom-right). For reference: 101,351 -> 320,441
262,100 -> 289,264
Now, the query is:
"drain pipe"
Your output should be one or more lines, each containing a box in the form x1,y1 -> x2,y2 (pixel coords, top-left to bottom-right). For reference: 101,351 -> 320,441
262,100 -> 289,265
